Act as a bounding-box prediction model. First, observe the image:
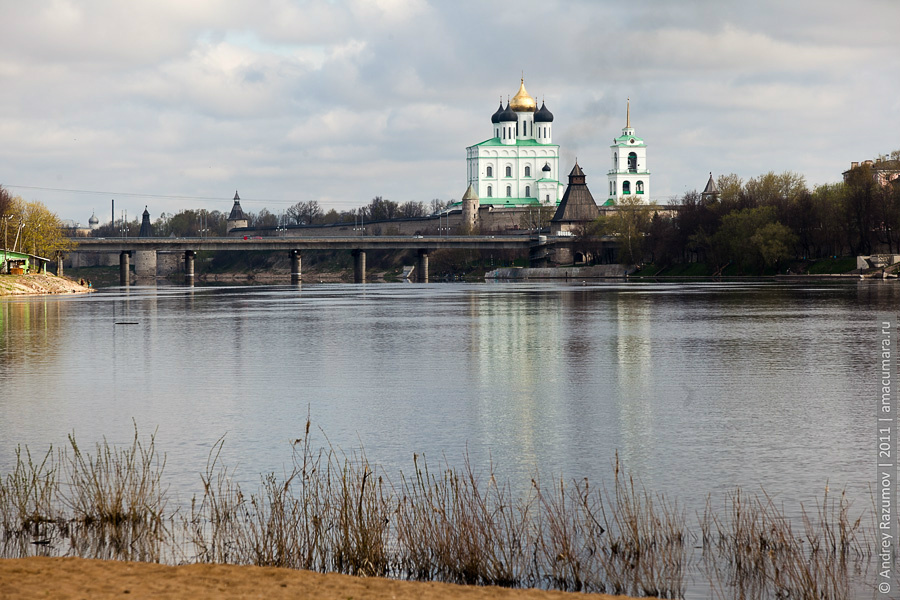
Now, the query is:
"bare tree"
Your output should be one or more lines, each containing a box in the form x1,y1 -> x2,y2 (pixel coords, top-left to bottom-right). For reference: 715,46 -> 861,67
399,201 -> 427,218
287,200 -> 323,225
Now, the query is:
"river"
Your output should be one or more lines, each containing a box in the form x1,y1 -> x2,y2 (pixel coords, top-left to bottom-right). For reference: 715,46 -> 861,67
1,279 -> 896,595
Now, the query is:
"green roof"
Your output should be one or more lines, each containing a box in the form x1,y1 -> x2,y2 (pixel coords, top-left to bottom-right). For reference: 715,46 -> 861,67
612,134 -> 645,147
479,197 -> 557,207
470,138 -> 558,148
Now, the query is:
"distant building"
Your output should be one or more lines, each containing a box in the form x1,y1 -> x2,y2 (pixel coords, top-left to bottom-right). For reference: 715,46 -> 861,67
138,206 -> 152,237
701,172 -> 719,202
607,99 -> 650,205
466,78 -> 564,207
226,191 -> 249,233
843,158 -> 900,187
88,212 -> 99,230
551,163 -> 600,235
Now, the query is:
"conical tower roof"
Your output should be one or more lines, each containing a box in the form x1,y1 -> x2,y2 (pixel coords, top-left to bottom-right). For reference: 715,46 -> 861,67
228,190 -> 246,220
702,172 -> 719,197
552,163 -> 600,223
138,205 -> 153,237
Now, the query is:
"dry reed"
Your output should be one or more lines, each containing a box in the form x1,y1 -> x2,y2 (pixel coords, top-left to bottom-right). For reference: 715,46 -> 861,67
0,422 -> 879,599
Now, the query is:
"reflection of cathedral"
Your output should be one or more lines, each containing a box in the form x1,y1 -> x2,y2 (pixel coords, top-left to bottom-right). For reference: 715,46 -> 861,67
466,79 -> 564,207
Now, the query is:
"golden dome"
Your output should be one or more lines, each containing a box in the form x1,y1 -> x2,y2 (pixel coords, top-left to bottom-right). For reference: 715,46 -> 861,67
510,78 -> 536,112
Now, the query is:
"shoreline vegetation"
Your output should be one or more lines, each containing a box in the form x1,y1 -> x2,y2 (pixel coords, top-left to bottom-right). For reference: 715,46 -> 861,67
0,425 -> 875,599
0,273 -> 93,297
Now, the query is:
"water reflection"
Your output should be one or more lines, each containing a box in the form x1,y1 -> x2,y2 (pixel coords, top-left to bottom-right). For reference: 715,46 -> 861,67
0,281 -> 896,514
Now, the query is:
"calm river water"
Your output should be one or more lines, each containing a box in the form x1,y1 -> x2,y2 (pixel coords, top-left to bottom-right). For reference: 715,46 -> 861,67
1,279 -> 897,592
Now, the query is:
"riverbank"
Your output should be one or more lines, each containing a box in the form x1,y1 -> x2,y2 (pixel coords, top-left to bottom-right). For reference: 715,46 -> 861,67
0,273 -> 93,296
0,557 -> 631,600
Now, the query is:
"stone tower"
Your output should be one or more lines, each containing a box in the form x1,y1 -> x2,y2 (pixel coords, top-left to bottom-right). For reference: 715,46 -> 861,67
226,191 -> 249,234
460,184 -> 479,233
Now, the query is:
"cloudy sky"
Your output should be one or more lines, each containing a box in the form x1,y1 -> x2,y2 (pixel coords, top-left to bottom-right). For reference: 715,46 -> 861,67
1,0 -> 898,225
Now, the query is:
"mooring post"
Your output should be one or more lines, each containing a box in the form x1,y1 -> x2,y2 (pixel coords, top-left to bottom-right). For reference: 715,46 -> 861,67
352,249 -> 366,283
184,250 -> 195,284
417,249 -> 429,283
119,251 -> 130,285
290,250 -> 302,283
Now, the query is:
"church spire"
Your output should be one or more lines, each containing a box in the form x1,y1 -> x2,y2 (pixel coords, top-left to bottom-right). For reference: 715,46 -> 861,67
626,98 -> 630,128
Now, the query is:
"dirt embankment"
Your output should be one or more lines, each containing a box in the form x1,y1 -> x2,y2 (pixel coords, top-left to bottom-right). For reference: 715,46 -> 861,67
0,274 -> 93,296
0,557 -> 634,600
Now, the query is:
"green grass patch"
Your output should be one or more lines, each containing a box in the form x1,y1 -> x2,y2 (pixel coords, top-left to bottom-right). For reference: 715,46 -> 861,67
805,257 -> 857,274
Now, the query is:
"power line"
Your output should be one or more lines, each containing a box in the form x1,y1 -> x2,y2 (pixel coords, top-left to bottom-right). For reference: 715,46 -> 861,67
2,184 -> 296,205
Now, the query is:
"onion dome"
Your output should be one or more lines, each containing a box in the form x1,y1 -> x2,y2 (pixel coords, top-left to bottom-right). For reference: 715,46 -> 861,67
498,101 -> 517,122
88,212 -> 99,225
534,101 -> 554,122
542,162 -> 552,173
490,100 -> 504,124
510,78 -> 536,112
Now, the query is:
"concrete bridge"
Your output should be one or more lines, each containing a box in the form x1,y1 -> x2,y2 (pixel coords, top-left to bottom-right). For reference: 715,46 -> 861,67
70,235 -> 559,284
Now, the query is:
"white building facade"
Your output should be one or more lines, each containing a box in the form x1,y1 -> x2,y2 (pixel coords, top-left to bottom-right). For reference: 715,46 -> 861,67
607,100 -> 650,205
466,79 -> 564,207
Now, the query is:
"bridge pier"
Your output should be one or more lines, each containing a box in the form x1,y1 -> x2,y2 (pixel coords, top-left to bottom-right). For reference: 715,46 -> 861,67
417,249 -> 429,283
134,250 -> 157,278
352,249 -> 366,283
119,251 -> 130,285
184,250 -> 195,284
290,250 -> 302,283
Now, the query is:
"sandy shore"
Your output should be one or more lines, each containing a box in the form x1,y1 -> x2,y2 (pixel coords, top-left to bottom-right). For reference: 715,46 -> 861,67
0,557 -> 636,600
0,273 -> 93,296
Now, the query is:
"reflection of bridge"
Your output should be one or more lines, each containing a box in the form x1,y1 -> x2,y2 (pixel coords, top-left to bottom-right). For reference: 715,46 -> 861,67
70,235 -> 558,283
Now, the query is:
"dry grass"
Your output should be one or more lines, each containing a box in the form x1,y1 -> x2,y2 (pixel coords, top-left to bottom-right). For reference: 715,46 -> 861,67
0,423 -> 877,599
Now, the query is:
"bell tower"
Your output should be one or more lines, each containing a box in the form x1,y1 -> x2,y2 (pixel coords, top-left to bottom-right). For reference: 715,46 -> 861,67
607,99 -> 650,205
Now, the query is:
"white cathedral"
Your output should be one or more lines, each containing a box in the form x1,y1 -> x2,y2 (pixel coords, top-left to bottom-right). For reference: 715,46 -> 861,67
466,79 -> 564,207
465,79 -> 650,208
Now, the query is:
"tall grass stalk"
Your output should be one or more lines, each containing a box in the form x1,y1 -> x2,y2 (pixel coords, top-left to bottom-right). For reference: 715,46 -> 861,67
0,423 -> 877,598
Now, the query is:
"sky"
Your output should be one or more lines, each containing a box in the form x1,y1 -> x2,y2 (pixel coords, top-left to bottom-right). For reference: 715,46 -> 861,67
1,0 -> 899,226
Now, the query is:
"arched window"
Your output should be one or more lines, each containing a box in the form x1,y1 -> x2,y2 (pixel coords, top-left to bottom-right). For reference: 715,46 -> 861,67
486,165 -> 493,178
623,181 -> 631,194
506,186 -> 511,197
525,166 -> 531,177
636,181 -> 644,194
614,154 -> 618,169
502,129 -> 506,140
487,185 -> 492,197
505,166 -> 512,177
525,185 -> 530,197
628,152 -> 637,173
610,181 -> 616,196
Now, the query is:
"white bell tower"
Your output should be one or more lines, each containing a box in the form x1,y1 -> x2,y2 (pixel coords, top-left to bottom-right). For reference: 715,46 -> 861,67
607,99 -> 650,205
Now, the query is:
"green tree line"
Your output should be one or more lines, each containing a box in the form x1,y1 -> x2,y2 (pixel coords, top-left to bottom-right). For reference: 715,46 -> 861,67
594,157 -> 900,273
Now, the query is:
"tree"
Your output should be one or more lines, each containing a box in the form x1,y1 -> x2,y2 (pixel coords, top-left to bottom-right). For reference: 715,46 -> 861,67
399,201 -> 427,218
608,196 -> 653,265
287,200 -> 323,225
430,198 -> 447,214
252,208 -> 279,228
843,164 -> 878,255
751,222 -> 797,270
364,196 -> 399,222
0,185 -> 12,221
712,206 -> 795,273
8,195 -> 74,258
